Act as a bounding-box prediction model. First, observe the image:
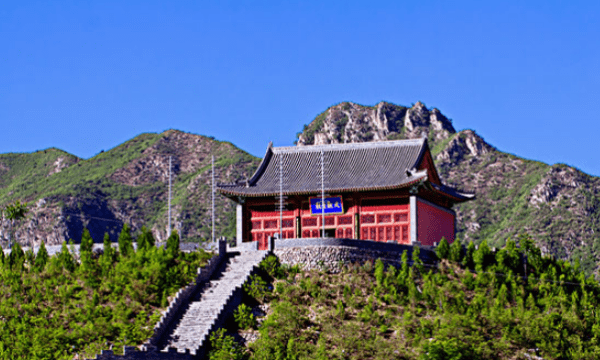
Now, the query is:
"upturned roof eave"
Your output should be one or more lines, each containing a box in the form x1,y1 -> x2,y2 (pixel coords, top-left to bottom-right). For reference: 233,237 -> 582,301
428,183 -> 475,203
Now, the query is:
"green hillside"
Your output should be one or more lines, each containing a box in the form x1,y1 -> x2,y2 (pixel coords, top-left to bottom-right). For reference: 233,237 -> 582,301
0,130 -> 260,245
216,239 -> 600,360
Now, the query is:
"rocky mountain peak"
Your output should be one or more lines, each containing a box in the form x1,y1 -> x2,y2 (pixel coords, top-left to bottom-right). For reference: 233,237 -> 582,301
296,101 -> 456,147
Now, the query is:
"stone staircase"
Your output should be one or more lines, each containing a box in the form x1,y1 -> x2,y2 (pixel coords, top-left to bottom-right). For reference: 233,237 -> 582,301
160,250 -> 268,356
87,248 -> 268,359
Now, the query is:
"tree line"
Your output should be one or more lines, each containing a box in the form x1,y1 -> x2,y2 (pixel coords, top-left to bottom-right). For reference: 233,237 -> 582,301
0,222 -> 212,359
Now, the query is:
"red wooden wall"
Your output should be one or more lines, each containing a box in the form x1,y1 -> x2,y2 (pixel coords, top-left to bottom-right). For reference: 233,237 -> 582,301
416,199 -> 455,246
359,202 -> 410,244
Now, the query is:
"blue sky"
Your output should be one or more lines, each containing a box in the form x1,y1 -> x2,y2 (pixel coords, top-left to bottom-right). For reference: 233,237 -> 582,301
2,1 -> 599,176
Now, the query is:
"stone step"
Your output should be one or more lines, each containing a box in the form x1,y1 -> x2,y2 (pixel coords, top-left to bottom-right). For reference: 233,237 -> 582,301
162,251 -> 267,353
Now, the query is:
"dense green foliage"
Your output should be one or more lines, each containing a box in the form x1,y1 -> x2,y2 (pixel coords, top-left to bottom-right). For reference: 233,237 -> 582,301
221,237 -> 600,359
0,226 -> 212,359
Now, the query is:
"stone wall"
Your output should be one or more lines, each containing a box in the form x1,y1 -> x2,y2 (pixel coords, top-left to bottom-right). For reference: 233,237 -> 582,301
273,238 -> 437,272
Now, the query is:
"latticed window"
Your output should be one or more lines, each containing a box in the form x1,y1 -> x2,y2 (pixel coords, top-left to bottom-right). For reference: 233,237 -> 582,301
378,227 -> 384,241
311,229 -> 319,238
362,228 -> 368,240
303,218 -> 317,227
336,228 -> 344,238
394,213 -> 408,222
303,230 -> 310,238
345,228 -> 352,238
394,226 -> 400,241
370,227 -> 376,240
264,220 -> 277,229
402,225 -> 409,242
325,217 -> 335,226
282,219 -> 294,228
338,216 -> 353,225
378,214 -> 392,223
251,221 -> 262,229
386,226 -> 393,241
361,214 -> 375,224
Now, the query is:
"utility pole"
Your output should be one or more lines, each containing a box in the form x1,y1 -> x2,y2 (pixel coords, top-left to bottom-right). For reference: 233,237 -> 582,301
321,149 -> 325,238
212,155 -> 215,243
279,155 -> 283,239
168,156 -> 172,237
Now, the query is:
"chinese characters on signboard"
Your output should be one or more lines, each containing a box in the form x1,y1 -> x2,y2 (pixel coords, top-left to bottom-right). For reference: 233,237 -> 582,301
310,196 -> 344,215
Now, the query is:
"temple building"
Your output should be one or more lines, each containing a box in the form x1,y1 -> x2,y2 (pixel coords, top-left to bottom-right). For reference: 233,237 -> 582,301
217,139 -> 473,250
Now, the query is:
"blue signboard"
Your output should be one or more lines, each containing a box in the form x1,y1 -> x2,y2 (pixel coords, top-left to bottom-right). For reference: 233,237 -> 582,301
310,196 -> 344,215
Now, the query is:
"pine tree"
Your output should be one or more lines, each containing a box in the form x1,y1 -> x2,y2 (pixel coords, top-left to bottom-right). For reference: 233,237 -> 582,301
166,230 -> 180,259
118,223 -> 133,257
449,238 -> 463,263
80,228 -> 93,254
435,237 -> 450,260
59,241 -> 75,272
8,241 -> 25,271
463,241 -> 476,269
99,233 -> 115,275
34,241 -> 48,271
138,226 -> 155,251
412,245 -> 424,275
496,239 -> 520,274
474,240 -> 493,271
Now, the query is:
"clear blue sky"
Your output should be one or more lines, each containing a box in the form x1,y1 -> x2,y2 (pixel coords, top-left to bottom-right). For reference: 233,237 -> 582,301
2,1 -> 599,176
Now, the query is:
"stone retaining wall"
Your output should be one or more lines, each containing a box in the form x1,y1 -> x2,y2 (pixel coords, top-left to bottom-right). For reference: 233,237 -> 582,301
272,238 -> 437,272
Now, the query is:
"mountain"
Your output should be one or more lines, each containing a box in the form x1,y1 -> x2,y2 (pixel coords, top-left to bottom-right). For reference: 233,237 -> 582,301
296,101 -> 600,274
3,103 -> 599,275
0,130 -> 260,246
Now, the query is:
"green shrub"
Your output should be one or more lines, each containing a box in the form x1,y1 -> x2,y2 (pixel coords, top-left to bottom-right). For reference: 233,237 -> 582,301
208,328 -> 244,360
260,255 -> 285,279
244,274 -> 269,302
234,303 -> 256,330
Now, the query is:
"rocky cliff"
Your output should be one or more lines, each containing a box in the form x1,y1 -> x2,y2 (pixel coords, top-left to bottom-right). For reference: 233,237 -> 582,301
296,101 -> 600,274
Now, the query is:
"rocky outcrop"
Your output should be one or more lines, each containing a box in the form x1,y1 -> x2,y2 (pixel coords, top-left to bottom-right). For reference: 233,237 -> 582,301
436,130 -> 494,163
296,101 -> 455,146
529,165 -> 585,208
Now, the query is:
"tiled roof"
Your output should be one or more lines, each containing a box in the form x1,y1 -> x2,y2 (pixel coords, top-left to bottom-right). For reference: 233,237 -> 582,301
218,139 -> 473,201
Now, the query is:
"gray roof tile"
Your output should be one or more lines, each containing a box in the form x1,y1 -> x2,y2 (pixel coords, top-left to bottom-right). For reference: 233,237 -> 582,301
218,139 -> 434,197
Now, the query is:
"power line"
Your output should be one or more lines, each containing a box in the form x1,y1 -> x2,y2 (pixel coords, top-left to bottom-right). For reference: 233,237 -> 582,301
61,212 -> 123,224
